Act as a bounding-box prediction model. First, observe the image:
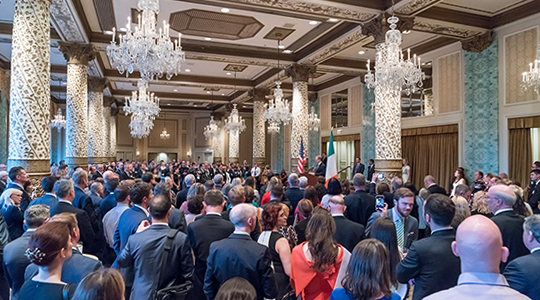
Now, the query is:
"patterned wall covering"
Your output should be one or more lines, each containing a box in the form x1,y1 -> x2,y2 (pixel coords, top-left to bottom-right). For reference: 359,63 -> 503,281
308,99 -> 320,168
464,37 -> 499,180
362,85 -> 375,165
0,69 -> 9,164
276,123 -> 284,173
505,28 -> 538,104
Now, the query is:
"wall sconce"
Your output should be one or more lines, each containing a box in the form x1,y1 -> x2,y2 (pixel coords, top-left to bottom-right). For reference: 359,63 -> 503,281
187,150 -> 192,157
136,151 -> 140,156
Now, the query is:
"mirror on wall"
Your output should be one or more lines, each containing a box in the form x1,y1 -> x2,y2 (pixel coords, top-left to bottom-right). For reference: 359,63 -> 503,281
401,61 -> 433,118
331,88 -> 348,127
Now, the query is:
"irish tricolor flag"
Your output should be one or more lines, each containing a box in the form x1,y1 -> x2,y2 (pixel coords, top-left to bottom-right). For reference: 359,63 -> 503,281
326,130 -> 338,186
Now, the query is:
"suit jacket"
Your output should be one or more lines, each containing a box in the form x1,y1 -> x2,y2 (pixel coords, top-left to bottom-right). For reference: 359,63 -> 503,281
116,169 -> 132,181
169,207 -> 187,233
3,230 -> 33,299
100,193 -> 117,217
222,209 -> 261,241
314,163 -> 326,177
187,214 -> 235,299
428,184 -> 448,196
528,181 -> 540,214
367,208 -> 418,252
333,215 -> 365,252
0,180 -> 6,194
25,248 -> 102,284
50,201 -> 95,254
343,190 -> 376,227
396,228 -> 461,300
367,165 -> 375,182
28,193 -> 58,209
73,187 -> 100,239
91,171 -> 103,180
117,225 -> 193,300
284,187 -> 304,211
2,205 -> 24,240
352,163 -> 365,177
175,188 -> 189,209
204,233 -> 277,300
6,183 -> 31,212
491,210 -> 529,272
504,250 -> 540,300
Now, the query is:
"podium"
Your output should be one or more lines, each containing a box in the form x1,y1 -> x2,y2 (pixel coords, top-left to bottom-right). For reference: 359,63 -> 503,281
302,173 -> 319,187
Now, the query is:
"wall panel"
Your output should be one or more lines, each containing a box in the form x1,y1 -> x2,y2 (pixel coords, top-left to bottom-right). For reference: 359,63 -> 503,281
438,52 -> 462,114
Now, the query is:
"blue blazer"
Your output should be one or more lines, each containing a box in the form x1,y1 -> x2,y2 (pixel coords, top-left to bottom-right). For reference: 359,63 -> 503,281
50,202 -> 95,254
3,230 -> 33,300
100,193 -> 117,218
28,194 -> 58,209
1,205 -> 24,240
504,250 -> 540,300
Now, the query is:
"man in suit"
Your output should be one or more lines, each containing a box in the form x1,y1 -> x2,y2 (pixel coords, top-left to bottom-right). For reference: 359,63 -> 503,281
50,179 -> 96,255
367,159 -> 375,182
153,182 -> 187,233
113,182 -> 153,297
7,167 -> 32,212
284,173 -> 304,214
367,188 -> 418,252
25,212 -> 102,284
72,169 -> 102,258
424,175 -> 448,196
222,185 -> 261,241
344,174 -> 376,227
352,157 -> 365,178
92,164 -> 104,180
3,205 -> 49,300
100,178 -> 120,217
0,171 -> 7,194
116,162 -> 134,181
176,174 -> 194,209
504,214 -> 540,300
117,195 -> 193,300
328,195 -> 364,252
396,194 -> 461,300
187,189 -> 234,299
486,185 -> 529,272
528,169 -> 540,214
213,174 -> 224,191
204,203 -> 277,300
311,155 -> 326,177
28,176 -> 59,208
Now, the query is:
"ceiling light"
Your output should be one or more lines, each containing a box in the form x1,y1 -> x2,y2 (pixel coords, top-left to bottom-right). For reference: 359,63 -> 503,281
226,72 -> 232,76
206,91 -> 211,94
283,49 -> 292,54
204,37 -> 212,41
328,18 -> 339,23
185,69 -> 191,72
421,62 -> 426,66
309,21 -> 318,25
119,27 -> 128,32
278,45 -> 285,49
173,89 -> 178,92
194,105 -> 198,107
221,8 -> 230,13
105,30 -> 114,35
403,30 -> 411,34
358,50 -> 365,55
167,103 -> 171,105
221,93 -> 225,96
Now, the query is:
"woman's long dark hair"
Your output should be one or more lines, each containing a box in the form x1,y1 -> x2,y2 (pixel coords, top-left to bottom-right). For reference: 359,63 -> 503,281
327,178 -> 342,195
368,217 -> 401,287
305,210 -> 338,273
215,277 -> 257,300
342,239 -> 392,300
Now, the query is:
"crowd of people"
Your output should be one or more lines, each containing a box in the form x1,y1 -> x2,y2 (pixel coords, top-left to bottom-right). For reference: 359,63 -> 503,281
0,159 -> 539,300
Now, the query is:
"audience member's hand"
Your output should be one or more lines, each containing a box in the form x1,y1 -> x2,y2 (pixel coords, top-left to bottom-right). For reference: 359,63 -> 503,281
379,203 -> 388,217
372,173 -> 378,183
136,220 -> 151,233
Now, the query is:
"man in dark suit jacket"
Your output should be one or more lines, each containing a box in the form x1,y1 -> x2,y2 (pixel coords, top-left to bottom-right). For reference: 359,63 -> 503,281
0,171 -> 7,194
284,174 -> 304,212
176,174 -> 194,209
117,195 -> 193,300
311,155 -> 326,177
528,170 -> 540,214
352,157 -> 365,178
424,175 -> 448,196
3,204 -> 49,300
204,203 -> 277,300
344,174 -> 376,227
396,194 -> 461,300
187,190 -> 234,300
116,162 -> 133,181
328,195 -> 364,252
28,176 -> 59,208
92,164 -> 104,181
25,212 -> 102,284
222,185 -> 261,241
7,167 -> 32,212
504,214 -> 540,300
71,169 -> 101,257
100,178 -> 119,217
153,182 -> 187,233
487,185 -> 529,272
50,179 -> 95,255
367,159 -> 375,182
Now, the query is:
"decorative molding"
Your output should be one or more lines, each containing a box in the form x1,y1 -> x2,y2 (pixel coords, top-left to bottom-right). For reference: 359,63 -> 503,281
461,31 -> 493,53
250,88 -> 269,102
305,28 -> 369,65
50,0 -> 87,43
58,42 -> 95,65
413,20 -> 483,38
285,64 -> 317,82
394,0 -> 442,16
88,77 -> 107,93
362,14 -> 415,45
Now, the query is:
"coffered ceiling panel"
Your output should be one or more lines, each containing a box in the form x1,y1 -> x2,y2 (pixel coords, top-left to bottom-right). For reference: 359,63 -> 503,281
438,0 -> 533,16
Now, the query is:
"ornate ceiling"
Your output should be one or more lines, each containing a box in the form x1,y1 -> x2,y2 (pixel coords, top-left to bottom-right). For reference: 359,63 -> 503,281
0,0 -> 539,112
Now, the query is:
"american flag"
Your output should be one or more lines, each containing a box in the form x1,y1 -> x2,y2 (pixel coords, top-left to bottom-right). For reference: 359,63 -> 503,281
298,137 -> 305,174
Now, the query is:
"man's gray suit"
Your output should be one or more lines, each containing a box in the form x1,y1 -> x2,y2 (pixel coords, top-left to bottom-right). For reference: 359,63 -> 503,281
366,208 -> 418,252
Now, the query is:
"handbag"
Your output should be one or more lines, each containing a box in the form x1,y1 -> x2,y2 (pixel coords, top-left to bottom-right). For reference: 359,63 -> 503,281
155,229 -> 193,300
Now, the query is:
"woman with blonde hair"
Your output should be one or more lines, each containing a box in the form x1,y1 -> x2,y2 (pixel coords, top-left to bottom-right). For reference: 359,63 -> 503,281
451,196 -> 471,230
261,176 -> 280,206
0,188 -> 24,240
471,191 -> 493,218
179,183 -> 206,214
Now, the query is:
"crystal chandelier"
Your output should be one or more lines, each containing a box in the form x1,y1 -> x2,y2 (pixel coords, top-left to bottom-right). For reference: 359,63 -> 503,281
522,44 -> 540,94
264,81 -> 293,126
308,107 -> 320,131
106,0 -> 185,81
160,112 -> 170,139
224,104 -> 246,133
203,116 -> 220,140
364,15 -> 425,95
124,79 -> 161,138
50,108 -> 66,131
267,121 -> 280,134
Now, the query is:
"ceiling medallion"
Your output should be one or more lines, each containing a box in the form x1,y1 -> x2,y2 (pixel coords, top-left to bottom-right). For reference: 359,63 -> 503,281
522,44 -> 540,95
124,79 -> 161,139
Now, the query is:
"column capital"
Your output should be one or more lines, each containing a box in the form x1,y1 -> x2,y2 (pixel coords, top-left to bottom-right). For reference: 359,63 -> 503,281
88,77 -> 107,93
285,64 -> 316,82
361,13 -> 415,45
461,31 -> 493,53
103,96 -> 116,107
58,42 -> 95,65
250,88 -> 269,102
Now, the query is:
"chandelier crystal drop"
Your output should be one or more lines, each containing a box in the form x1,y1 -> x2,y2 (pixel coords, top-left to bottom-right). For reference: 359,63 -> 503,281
50,108 -> 66,131
264,81 -> 293,125
124,79 -> 161,138
203,116 -> 220,140
224,104 -> 246,134
364,15 -> 425,95
308,106 -> 320,131
522,44 -> 540,94
267,121 -> 280,134
106,0 -> 185,81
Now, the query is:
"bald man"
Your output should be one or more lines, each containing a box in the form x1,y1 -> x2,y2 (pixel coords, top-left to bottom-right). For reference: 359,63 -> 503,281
424,215 -> 530,299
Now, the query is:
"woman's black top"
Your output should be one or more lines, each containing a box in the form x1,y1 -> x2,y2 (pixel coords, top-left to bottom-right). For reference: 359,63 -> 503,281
19,280 -> 77,300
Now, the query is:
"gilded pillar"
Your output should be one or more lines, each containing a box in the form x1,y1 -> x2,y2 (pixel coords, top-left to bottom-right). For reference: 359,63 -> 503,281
58,42 -> 95,170
102,97 -> 114,163
252,88 -> 267,166
87,77 -> 107,164
110,107 -> 118,161
228,131 -> 239,164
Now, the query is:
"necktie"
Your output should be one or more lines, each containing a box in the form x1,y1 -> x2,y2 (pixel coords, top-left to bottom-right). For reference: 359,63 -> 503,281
396,218 -> 404,250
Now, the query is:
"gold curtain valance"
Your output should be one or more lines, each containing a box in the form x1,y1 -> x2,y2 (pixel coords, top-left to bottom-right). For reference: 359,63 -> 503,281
508,116 -> 540,129
321,134 -> 360,143
402,124 -> 458,137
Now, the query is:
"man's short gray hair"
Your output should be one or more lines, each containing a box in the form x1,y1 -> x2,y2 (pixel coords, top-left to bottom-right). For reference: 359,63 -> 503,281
299,177 -> 308,189
353,173 -> 366,187
71,169 -> 88,185
24,204 -> 50,228
524,215 -> 540,244
231,178 -> 243,187
184,174 -> 195,186
454,184 -> 471,197
214,174 -> 223,185
490,185 -> 517,207
54,179 -> 74,199
0,171 -> 7,179
90,182 -> 103,194
288,173 -> 299,187
229,203 -> 256,227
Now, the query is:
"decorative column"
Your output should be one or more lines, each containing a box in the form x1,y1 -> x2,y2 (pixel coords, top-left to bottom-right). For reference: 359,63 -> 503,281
229,131 -> 239,164
58,42 -> 95,170
285,64 -> 315,173
87,77 -> 107,164
102,97 -> 114,163
8,0 -> 52,193
110,106 -> 118,161
252,88 -> 267,166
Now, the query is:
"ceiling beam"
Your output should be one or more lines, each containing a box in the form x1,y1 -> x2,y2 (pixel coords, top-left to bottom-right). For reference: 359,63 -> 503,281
315,75 -> 358,91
